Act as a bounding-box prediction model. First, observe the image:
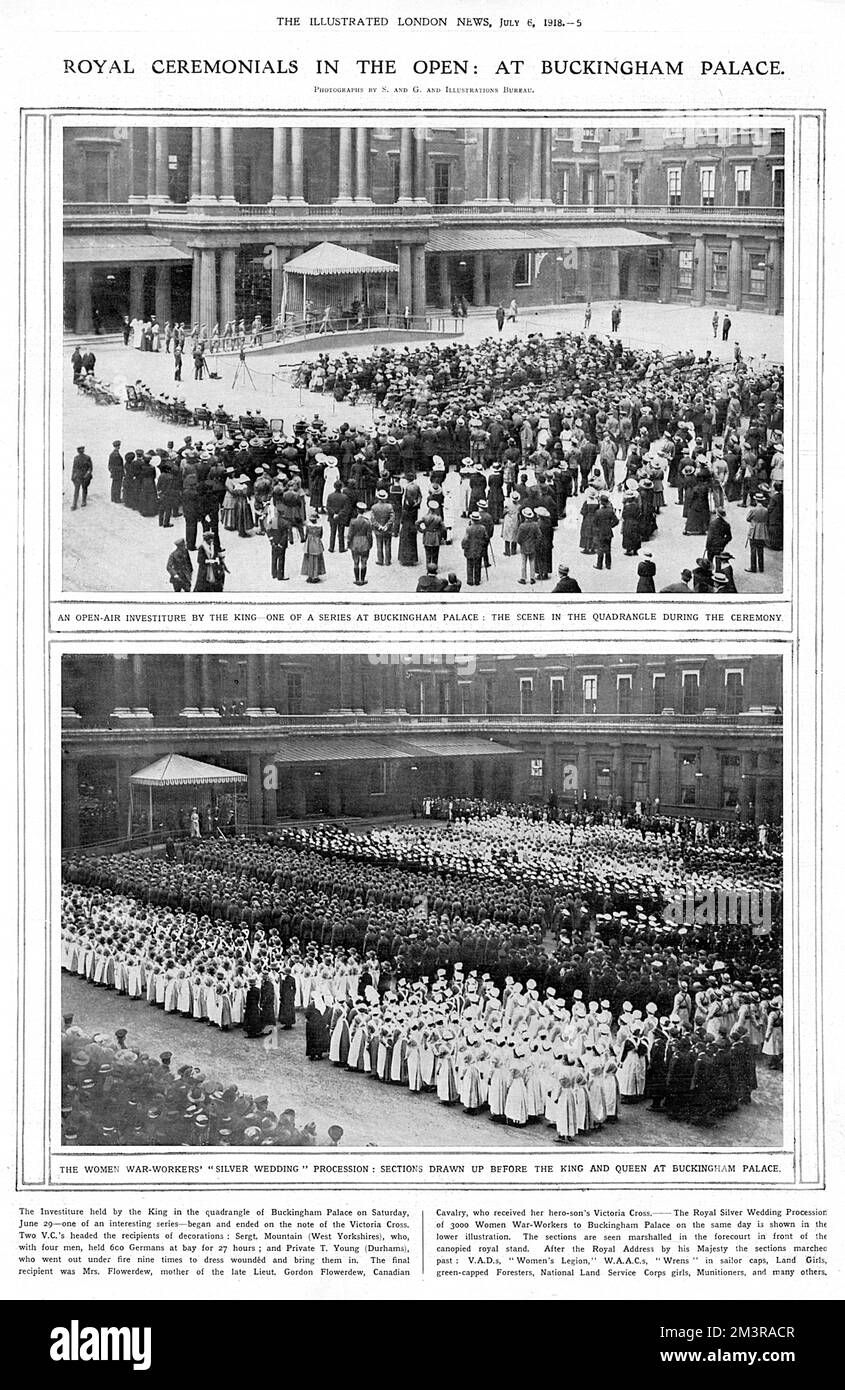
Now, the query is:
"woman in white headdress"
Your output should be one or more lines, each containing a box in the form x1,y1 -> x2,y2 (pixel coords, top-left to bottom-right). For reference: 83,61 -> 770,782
504,1048 -> 529,1126
553,1058 -> 579,1141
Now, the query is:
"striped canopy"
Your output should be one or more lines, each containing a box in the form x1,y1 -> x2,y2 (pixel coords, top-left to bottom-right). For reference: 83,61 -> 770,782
283,241 -> 398,276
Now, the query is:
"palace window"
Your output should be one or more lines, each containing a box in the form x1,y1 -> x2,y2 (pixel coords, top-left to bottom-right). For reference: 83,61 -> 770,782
369,761 -> 387,796
681,671 -> 700,715
520,678 -> 534,716
677,248 -> 694,289
631,761 -> 649,804
652,673 -> 666,713
513,252 -> 533,286
711,249 -> 729,292
735,164 -> 752,207
433,161 -> 450,205
721,754 -> 741,808
724,669 -> 745,715
746,251 -> 768,297
84,150 -> 110,202
458,682 -> 472,716
604,173 -> 617,205
771,165 -> 785,208
554,167 -> 570,205
482,676 -> 495,715
437,680 -> 452,715
667,165 -> 683,206
679,754 -> 700,806
617,674 -> 633,715
286,672 -> 303,715
550,676 -> 565,715
581,169 -> 597,204
582,675 -> 598,715
699,165 -> 716,207
629,166 -> 640,206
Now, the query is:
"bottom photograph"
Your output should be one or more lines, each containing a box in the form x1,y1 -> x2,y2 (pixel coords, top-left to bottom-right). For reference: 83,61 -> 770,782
58,648 -> 785,1152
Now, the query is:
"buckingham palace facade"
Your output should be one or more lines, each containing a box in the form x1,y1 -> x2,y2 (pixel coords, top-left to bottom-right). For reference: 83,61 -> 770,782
63,124 -> 786,333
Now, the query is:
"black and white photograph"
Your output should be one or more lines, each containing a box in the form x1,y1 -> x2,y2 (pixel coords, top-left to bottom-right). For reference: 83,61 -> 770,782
62,122 -> 786,597
60,649 -> 784,1151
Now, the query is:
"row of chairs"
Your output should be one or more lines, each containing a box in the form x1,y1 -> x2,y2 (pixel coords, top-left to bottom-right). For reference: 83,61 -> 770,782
124,385 -> 284,439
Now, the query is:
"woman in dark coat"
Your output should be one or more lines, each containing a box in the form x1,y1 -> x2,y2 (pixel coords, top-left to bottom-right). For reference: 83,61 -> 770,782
683,473 -> 712,536
305,1001 -> 330,1060
486,466 -> 505,524
137,455 -> 159,517
259,972 -> 277,1027
579,491 -> 598,554
194,531 -> 229,593
766,484 -> 784,550
398,491 -> 421,566
278,970 -> 296,1029
637,478 -> 658,540
621,492 -> 642,555
121,452 -> 139,510
636,552 -> 657,593
243,982 -> 265,1038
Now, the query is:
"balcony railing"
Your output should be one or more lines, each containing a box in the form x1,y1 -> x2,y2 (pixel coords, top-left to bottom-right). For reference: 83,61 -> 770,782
62,710 -> 782,738
64,199 -> 785,225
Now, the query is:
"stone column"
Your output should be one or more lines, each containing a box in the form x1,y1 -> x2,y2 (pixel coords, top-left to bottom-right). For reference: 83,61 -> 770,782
149,128 -> 170,204
268,245 -> 289,319
693,235 -> 707,306
180,655 -> 201,718
131,655 -> 153,720
529,129 -> 543,202
498,128 -> 510,202
200,655 -> 221,717
245,655 -> 263,717
767,237 -> 782,315
190,250 -> 201,326
190,128 -> 202,201
355,126 -> 371,201
73,266 -> 94,335
155,264 -> 171,325
648,747 -> 662,805
437,254 -> 451,307
130,263 -> 146,318
270,127 -> 289,204
411,245 -> 427,318
289,128 -> 305,203
398,243 -> 413,317
62,758 -> 80,849
608,248 -> 621,299
112,656 -> 133,718
199,126 -> 218,202
262,655 -> 278,714
247,752 -> 263,825
473,253 -> 486,307
146,128 -> 156,200
577,249 -> 592,301
398,128 -> 414,203
335,126 -> 354,202
219,247 -> 237,328
485,129 -> 500,201
414,128 -> 429,201
542,130 -> 553,202
198,248 -> 217,331
219,127 -> 236,204
262,752 -> 278,825
727,236 -> 742,310
658,247 -> 673,303
627,252 -> 641,298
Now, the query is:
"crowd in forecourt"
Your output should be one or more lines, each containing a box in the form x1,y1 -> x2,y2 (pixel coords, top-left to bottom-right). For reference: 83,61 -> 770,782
62,807 -> 783,1141
60,1016 -> 339,1148
70,327 -> 784,593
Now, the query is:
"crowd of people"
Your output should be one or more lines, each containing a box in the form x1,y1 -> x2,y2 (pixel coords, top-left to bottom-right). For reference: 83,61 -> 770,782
60,1015 -> 339,1147
62,807 -> 783,1143
69,326 -> 784,593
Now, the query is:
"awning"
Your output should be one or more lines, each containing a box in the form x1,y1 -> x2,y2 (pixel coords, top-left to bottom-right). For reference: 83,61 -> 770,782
272,735 -> 519,764
129,754 -> 247,787
426,226 -> 669,254
63,234 -> 192,265
273,737 -> 412,764
402,736 -> 520,759
283,241 -> 398,276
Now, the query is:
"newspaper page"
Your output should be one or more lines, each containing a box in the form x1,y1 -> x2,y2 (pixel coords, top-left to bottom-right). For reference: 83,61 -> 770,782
2,0 -> 842,1363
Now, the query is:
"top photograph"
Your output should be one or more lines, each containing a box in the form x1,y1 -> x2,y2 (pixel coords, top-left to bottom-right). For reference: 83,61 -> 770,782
62,122 -> 786,598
